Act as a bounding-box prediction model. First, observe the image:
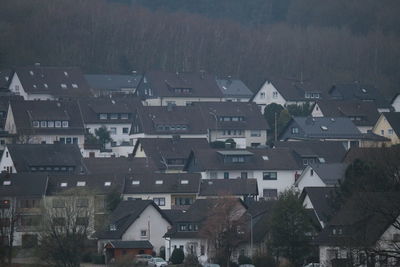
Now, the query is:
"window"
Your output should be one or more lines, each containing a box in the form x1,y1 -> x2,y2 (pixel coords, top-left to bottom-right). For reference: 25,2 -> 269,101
62,121 -> 69,128
77,181 -> 86,187
241,172 -> 248,179
40,121 -> 47,128
132,180 -> 140,185
32,121 -> 39,128
99,114 -> 107,120
140,230 -> 147,237
291,127 -> 299,134
179,224 -> 187,231
180,180 -> 189,184
263,172 -> 277,180
76,198 -> 88,207
272,91 -> 278,99
55,121 -> 62,128
60,182 -> 67,187
381,130 -> 385,135
210,172 -> 217,179
61,84 -> 67,89
263,189 -> 278,199
44,83 -> 48,88
153,198 -> 165,206
110,114 -> 118,120
201,245 -> 205,256
251,130 -> 261,137
104,182 -> 111,186
73,137 -> 78,144
224,172 -> 229,179
76,217 -> 88,226
388,129 -> 394,135
121,113 -> 129,119
260,92 -> 265,99
310,169 -> 314,176
66,137 -> 72,144
155,180 -> 163,185
110,224 -> 117,231
71,84 -> 78,88
3,181 -> 11,186
175,197 -> 193,206
110,127 -> 117,134
47,121 -> 54,127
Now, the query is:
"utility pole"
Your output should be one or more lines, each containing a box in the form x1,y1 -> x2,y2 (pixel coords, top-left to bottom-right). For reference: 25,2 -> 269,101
274,112 -> 278,142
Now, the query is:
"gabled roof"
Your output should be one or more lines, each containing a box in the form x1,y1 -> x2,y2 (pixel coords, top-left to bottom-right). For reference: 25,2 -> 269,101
185,147 -> 302,172
139,70 -> 223,98
13,66 -> 91,97
78,96 -> 141,124
10,100 -> 84,135
342,146 -> 400,164
216,78 -> 253,98
97,200 -> 171,239
46,174 -> 125,195
196,101 -> 269,130
274,141 -> 347,163
382,112 -> 400,136
315,192 -> 400,247
0,173 -> 48,197
6,144 -> 84,173
83,157 -> 156,175
308,163 -> 347,186
124,172 -> 201,194
85,74 -> 142,91
328,82 -> 390,109
300,187 -> 336,225
314,100 -> 380,127
133,138 -> 209,171
199,178 -> 258,196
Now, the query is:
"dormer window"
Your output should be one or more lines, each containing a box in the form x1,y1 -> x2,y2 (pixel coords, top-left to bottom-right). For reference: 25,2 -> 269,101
110,224 -> 117,231
48,121 -> 54,128
121,113 -> 129,119
60,182 -> 68,187
132,180 -> 140,185
71,84 -> 78,88
40,121 -> 47,128
3,181 -> 11,186
61,84 -> 67,89
32,121 -> 39,128
110,114 -> 118,120
155,180 -> 163,185
77,181 -> 86,187
99,114 -> 107,120
180,180 -> 189,184
62,121 -> 69,128
55,121 -> 61,128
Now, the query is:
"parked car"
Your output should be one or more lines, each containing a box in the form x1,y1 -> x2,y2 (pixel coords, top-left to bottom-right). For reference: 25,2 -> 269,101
148,257 -> 168,267
203,264 -> 220,267
134,254 -> 153,264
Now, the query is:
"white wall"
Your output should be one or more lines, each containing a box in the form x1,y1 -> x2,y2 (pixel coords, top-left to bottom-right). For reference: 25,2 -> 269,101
0,147 -> 16,173
8,73 -> 28,99
296,167 -> 326,191
123,194 -> 172,210
251,81 -> 286,114
311,104 -> 324,117
392,95 -> 400,112
86,123 -> 132,145
166,238 -> 209,264
122,205 -> 171,255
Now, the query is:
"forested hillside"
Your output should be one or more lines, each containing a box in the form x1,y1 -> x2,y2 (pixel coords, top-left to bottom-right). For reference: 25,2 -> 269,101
0,0 -> 399,96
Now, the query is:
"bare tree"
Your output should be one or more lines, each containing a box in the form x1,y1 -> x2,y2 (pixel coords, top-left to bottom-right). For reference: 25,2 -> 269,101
0,198 -> 18,266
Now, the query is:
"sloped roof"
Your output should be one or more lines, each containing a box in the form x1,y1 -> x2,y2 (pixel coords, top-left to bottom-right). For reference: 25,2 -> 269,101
301,187 -> 336,224
274,141 -> 347,163
10,100 -> 84,135
85,74 -> 142,91
107,240 -> 153,249
216,78 -> 253,98
6,144 -> 84,173
309,163 -> 347,186
342,146 -> 400,164
383,112 -> 400,136
199,178 -> 258,196
83,157 -> 156,175
140,70 -> 223,98
14,66 -> 91,97
0,173 -> 48,197
315,100 -> 380,127
98,200 -> 171,239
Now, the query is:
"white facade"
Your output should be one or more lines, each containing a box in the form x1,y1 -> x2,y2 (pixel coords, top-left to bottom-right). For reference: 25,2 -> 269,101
144,97 -> 222,107
165,238 -> 209,264
251,81 -> 286,114
86,123 -> 132,146
8,73 -> 54,100
311,103 -> 324,117
392,94 -> 400,112
209,129 -> 267,148
0,147 -> 16,173
295,166 -> 327,191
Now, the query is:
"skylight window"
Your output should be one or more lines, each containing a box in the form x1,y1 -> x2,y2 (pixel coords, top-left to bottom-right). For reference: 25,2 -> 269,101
104,182 -> 111,186
319,157 -> 326,163
64,71 -> 69,76
361,88 -> 367,93
29,70 -> 34,76
33,84 -> 37,89
155,180 -> 163,185
132,180 -> 140,185
262,156 -> 269,160
60,182 -> 68,187
77,181 -> 86,187
3,181 -> 11,186
180,180 -> 189,184
321,126 -> 328,131
44,83 -> 48,88
61,84 -> 67,89
72,83 -> 78,88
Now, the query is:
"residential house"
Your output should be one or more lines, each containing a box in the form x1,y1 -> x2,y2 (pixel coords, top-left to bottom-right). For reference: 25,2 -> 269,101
311,100 -> 380,133
136,70 -> 223,106
0,144 -> 85,174
391,93 -> 400,112
83,157 -> 156,175
198,178 -> 258,201
132,137 -> 209,173
316,193 -> 400,267
196,102 -> 269,148
300,187 -> 336,229
78,97 -> 141,156
216,77 -> 253,102
85,73 -> 142,96
123,172 -> 201,210
279,117 -> 387,149
8,65 -> 91,100
184,147 -> 302,199
274,141 -> 347,166
0,173 -> 48,247
327,82 -> 392,113
4,100 -> 85,148
372,112 -> 400,145
97,200 -> 172,259
164,198 -> 247,264
295,163 -> 347,191
251,78 -> 326,113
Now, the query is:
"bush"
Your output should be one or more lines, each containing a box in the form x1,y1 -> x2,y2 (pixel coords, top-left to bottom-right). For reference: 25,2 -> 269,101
184,253 -> 201,267
252,254 -> 276,267
91,254 -> 105,264
238,255 -> 252,264
170,248 -> 184,264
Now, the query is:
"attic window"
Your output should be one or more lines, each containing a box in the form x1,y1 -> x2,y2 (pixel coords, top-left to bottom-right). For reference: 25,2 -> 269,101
3,181 -> 11,186
132,180 -> 140,185
72,84 -> 78,88
29,71 -> 34,76
32,121 -> 39,128
110,224 -> 116,231
77,181 -> 86,187
180,180 -> 189,184
262,156 -> 269,160
44,83 -> 48,88
321,126 -> 328,131
104,182 -> 111,186
61,84 -> 67,89
99,114 -> 107,120
155,180 -> 163,185
60,182 -> 68,187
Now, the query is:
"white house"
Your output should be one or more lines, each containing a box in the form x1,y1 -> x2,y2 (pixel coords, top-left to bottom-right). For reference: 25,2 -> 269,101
391,94 -> 400,112
251,80 -> 286,113
295,163 -> 347,191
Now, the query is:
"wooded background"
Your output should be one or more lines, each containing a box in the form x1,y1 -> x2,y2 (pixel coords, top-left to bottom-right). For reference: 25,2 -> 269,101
1,0 -> 399,96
